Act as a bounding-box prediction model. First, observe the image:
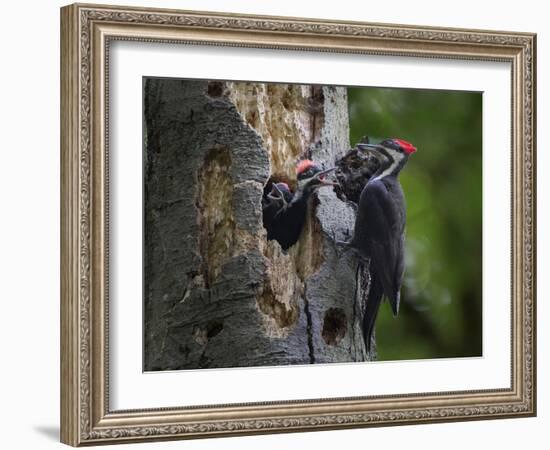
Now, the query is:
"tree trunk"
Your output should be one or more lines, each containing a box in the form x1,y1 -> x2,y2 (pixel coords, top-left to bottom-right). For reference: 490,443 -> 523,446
143,78 -> 373,371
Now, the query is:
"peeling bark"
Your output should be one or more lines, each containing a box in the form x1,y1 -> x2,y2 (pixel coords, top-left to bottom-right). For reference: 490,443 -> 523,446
143,78 -> 373,371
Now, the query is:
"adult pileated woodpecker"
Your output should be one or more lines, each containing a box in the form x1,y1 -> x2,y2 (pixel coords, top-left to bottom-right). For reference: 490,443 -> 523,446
263,160 -> 336,250
346,139 -> 416,352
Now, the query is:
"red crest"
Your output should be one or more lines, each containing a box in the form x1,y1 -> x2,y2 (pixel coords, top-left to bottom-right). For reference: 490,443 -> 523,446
296,159 -> 315,175
394,139 -> 417,155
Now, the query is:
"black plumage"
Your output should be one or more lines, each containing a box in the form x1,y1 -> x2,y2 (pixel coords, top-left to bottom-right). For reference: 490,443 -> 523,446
346,139 -> 416,351
262,182 -> 293,233
262,161 -> 336,250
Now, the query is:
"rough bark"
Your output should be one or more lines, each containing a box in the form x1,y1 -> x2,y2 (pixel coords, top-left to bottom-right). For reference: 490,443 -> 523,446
143,78 -> 373,371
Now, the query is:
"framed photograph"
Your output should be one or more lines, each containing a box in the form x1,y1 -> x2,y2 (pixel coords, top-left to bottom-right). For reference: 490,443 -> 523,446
60,3 -> 536,446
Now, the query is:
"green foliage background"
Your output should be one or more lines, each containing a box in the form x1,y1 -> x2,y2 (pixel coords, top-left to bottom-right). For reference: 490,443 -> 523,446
348,87 -> 483,361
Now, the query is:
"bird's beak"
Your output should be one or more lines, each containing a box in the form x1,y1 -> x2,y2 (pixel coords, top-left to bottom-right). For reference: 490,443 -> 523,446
315,167 -> 338,187
268,184 -> 282,200
267,184 -> 288,207
357,143 -> 390,162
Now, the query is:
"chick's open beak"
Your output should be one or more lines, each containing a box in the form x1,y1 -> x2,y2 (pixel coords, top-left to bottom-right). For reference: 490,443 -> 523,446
268,184 -> 282,200
267,184 -> 288,207
315,167 -> 338,186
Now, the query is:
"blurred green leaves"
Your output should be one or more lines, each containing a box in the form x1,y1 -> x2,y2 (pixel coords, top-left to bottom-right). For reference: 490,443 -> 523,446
348,87 -> 482,361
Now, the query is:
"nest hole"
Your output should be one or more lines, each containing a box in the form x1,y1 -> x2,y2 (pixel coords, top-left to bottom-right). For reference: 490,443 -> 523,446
322,307 -> 347,346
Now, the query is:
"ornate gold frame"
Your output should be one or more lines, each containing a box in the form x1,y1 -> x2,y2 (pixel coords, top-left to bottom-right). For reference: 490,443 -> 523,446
60,3 -> 536,446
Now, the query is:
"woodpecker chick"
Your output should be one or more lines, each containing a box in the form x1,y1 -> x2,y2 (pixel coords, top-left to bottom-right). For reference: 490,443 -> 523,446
295,159 -> 337,195
263,160 -> 336,250
345,139 -> 416,351
262,182 -> 293,232
268,182 -> 293,207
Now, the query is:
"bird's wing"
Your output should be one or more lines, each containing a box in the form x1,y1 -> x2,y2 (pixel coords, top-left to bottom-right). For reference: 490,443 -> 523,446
357,178 -> 406,315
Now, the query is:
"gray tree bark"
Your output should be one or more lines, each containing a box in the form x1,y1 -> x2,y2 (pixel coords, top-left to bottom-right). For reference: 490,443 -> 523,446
143,78 -> 373,371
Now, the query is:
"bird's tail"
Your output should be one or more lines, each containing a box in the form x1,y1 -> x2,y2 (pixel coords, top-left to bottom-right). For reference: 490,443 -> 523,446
362,271 -> 383,353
